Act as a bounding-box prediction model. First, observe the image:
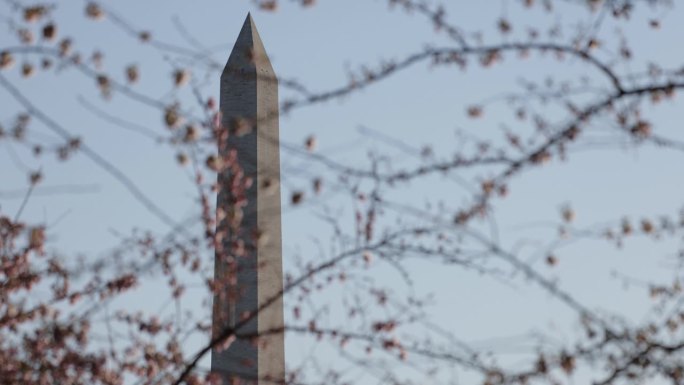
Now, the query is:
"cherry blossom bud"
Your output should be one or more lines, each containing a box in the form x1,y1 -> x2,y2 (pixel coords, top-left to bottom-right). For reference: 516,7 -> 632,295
85,2 -> 105,20
42,23 -> 57,41
173,69 -> 191,87
467,105 -> 483,118
24,6 -> 48,22
291,191 -> 304,205
305,135 -> 316,151
21,62 -> 34,78
0,51 -> 14,70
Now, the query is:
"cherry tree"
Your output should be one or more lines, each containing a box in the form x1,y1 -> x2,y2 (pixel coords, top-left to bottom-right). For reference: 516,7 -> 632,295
1,0 -> 684,384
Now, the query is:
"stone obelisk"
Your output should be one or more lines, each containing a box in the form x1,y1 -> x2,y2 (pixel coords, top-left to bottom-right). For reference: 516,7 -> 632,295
212,13 -> 284,385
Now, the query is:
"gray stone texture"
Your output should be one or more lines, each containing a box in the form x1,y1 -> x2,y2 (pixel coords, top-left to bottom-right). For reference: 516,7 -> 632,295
212,14 -> 284,385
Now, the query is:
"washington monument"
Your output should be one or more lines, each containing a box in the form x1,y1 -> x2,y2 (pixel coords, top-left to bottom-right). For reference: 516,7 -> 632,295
212,14 -> 284,385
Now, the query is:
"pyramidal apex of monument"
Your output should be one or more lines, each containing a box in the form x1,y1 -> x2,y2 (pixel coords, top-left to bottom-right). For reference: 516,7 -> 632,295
223,13 -> 275,76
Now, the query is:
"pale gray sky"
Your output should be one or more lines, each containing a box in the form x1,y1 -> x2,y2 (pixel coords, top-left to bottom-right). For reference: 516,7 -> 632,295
2,1 -> 683,383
